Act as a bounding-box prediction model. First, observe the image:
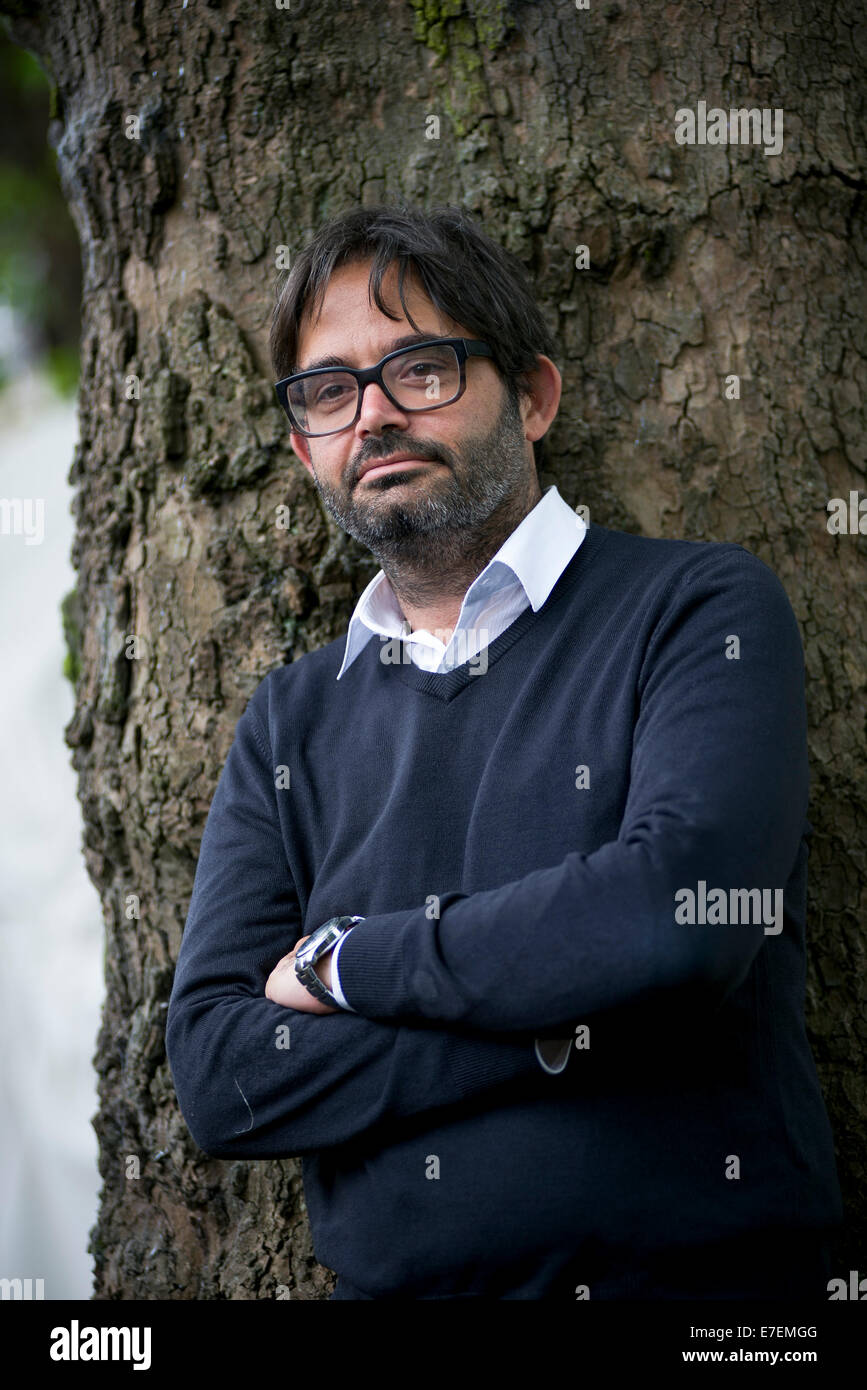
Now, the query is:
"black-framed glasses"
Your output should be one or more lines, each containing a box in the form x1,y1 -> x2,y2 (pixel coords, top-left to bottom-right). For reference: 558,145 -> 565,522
274,337 -> 494,437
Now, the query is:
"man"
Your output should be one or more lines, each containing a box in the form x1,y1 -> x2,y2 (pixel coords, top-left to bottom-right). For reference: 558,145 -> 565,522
166,203 -> 843,1300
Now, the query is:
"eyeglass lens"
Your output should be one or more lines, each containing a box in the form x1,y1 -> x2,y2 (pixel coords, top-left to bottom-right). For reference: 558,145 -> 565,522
287,343 -> 462,435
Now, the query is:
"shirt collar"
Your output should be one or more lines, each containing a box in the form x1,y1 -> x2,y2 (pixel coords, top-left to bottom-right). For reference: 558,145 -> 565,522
335,484 -> 587,679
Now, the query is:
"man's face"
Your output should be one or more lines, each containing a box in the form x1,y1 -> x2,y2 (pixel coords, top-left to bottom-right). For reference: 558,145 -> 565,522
287,258 -> 538,559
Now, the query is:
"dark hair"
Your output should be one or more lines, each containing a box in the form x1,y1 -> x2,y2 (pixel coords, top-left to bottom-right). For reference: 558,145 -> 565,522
269,203 -> 557,471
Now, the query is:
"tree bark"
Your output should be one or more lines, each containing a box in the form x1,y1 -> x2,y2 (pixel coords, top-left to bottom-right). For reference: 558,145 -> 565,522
3,0 -> 863,1297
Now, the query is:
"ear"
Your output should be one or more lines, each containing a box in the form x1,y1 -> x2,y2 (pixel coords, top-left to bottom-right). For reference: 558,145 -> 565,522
517,355 -> 561,443
289,432 -> 314,474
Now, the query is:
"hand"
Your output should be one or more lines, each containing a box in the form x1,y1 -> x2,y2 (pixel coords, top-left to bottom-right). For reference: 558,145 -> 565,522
265,934 -> 341,1014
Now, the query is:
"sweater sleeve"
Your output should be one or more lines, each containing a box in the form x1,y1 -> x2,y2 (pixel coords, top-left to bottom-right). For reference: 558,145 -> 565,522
334,547 -> 811,1032
328,929 -> 356,1011
165,687 -> 548,1161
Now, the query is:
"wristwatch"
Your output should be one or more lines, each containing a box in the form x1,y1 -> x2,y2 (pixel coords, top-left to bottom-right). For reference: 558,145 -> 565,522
294,915 -> 365,1006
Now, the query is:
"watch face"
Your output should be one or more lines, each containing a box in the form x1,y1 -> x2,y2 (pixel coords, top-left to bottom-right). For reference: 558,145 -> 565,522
297,933 -> 321,965
299,920 -> 336,965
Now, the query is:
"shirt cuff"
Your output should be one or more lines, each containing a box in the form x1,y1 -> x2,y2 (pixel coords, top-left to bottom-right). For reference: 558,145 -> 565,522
329,929 -> 356,1011
534,1036 -> 571,1074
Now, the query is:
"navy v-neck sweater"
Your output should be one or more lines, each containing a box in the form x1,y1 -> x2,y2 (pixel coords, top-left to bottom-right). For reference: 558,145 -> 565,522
166,522 -> 843,1298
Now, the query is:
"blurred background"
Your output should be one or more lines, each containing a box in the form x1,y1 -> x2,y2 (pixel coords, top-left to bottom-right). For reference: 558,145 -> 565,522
0,0 -> 861,1303
0,30 -> 102,1299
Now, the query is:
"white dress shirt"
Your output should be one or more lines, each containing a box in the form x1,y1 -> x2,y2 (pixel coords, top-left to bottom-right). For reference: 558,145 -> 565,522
327,485 -> 587,1074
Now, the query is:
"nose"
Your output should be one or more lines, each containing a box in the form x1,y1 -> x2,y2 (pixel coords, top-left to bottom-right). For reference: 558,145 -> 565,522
354,379 -> 410,437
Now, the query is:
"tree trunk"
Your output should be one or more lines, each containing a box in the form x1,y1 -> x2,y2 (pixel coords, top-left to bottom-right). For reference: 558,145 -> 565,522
3,0 -> 863,1297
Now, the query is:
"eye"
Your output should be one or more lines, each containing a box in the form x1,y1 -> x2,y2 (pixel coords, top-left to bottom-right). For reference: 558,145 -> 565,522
398,355 -> 450,380
314,382 -> 351,405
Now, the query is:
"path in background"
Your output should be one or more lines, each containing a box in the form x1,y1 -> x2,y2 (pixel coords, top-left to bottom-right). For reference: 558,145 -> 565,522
0,323 -> 103,1299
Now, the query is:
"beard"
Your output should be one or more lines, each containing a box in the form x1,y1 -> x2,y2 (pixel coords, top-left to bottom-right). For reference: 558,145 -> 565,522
303,383 -> 537,580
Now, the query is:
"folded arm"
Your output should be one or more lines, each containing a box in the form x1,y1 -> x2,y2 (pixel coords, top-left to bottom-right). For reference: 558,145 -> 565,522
165,694 -> 549,1162
334,548 -> 810,1032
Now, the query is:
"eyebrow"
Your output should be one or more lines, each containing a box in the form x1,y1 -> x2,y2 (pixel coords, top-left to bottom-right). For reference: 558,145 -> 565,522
297,331 -> 448,375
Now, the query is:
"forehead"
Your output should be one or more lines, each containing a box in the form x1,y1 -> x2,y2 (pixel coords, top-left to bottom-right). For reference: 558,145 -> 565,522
295,258 -> 466,369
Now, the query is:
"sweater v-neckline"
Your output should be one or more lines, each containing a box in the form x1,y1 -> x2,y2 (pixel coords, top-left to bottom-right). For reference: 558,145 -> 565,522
373,522 -> 606,704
